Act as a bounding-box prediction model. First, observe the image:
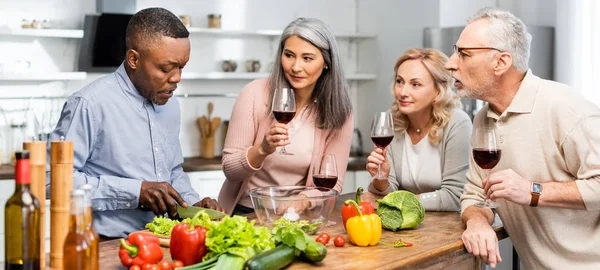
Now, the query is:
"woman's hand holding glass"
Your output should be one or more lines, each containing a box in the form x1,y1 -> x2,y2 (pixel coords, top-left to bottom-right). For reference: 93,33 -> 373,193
366,148 -> 392,191
259,123 -> 291,155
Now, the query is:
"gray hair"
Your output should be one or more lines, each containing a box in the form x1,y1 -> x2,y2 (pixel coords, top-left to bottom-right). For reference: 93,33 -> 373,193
268,17 -> 352,130
468,7 -> 532,72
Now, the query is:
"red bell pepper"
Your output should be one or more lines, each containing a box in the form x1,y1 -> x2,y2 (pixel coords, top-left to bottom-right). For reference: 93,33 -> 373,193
170,211 -> 208,266
342,187 -> 375,230
119,232 -> 164,267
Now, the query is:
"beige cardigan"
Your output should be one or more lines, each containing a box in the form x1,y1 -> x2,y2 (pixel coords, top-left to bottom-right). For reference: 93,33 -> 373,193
219,78 -> 354,214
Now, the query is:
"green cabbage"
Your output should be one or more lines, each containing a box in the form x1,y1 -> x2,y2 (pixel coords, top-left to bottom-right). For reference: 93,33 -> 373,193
376,190 -> 425,231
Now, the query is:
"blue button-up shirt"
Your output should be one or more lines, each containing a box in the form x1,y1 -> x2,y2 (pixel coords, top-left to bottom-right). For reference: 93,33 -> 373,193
46,64 -> 200,237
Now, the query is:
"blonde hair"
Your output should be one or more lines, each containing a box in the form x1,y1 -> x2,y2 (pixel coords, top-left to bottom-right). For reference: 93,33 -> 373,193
391,48 -> 462,144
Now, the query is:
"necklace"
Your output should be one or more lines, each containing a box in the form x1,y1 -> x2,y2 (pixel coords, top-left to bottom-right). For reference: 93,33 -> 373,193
416,128 -> 422,133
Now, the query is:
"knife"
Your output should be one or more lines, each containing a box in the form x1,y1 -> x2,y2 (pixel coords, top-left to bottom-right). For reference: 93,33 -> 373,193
177,204 -> 227,219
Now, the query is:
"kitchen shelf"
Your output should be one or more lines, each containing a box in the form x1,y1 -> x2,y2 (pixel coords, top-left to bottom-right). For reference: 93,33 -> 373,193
182,72 -> 376,81
0,28 -> 84,38
0,72 -> 87,81
186,27 -> 376,39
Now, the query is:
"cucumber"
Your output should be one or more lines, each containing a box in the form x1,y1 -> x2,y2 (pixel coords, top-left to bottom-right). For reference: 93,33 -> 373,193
303,241 -> 327,263
246,244 -> 296,270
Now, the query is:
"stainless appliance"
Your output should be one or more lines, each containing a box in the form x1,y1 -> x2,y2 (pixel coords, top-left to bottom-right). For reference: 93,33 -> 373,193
423,26 -> 555,119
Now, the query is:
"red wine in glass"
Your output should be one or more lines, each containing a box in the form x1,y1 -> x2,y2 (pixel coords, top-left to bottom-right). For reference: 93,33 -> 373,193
370,112 -> 394,179
273,111 -> 296,124
473,127 -> 501,208
271,88 -> 296,155
473,148 -> 502,169
371,135 -> 394,149
312,175 -> 338,189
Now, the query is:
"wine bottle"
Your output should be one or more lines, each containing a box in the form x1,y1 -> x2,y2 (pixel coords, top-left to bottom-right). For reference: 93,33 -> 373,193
5,151 -> 41,270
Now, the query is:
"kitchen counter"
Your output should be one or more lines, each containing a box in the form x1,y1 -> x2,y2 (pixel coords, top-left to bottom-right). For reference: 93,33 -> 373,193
94,193 -> 507,269
0,156 -> 368,180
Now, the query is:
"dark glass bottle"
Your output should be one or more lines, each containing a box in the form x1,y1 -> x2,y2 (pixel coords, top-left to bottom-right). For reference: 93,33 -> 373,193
5,151 -> 41,270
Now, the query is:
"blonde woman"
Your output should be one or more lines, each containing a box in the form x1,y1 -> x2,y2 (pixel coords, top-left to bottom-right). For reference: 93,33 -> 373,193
366,48 -> 472,211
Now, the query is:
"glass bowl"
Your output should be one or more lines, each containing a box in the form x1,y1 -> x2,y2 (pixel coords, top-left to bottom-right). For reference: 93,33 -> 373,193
249,186 -> 339,234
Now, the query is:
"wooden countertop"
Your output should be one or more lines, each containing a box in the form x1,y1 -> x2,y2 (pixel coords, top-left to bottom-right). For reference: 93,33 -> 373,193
0,156 -> 368,180
95,193 -> 507,269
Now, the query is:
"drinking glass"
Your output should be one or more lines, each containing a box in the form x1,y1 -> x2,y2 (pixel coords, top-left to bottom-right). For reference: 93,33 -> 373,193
271,88 -> 296,155
472,127 -> 502,208
370,111 -> 394,180
313,154 -> 338,189
313,154 -> 338,226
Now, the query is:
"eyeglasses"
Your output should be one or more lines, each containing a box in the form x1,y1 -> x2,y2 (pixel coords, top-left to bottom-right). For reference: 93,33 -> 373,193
453,45 -> 503,57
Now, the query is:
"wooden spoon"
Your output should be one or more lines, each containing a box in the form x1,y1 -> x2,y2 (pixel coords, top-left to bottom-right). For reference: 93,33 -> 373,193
210,117 -> 221,137
198,116 -> 208,138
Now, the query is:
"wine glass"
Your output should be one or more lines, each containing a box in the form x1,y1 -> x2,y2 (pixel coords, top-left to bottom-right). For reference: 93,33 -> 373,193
313,154 -> 338,226
370,111 -> 395,180
313,154 -> 338,190
272,88 -> 296,155
472,127 -> 502,208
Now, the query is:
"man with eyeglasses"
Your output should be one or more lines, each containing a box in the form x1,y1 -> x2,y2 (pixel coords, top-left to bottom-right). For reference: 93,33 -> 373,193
446,7 -> 600,269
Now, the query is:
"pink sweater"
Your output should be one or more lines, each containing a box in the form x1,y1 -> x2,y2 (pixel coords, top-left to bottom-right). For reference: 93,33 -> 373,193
219,78 -> 354,214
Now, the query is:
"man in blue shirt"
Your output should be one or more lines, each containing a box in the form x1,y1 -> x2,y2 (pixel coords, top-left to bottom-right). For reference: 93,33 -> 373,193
46,8 -> 222,237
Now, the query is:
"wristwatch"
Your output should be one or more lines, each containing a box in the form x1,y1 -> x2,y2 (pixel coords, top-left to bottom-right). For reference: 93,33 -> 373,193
530,182 -> 542,207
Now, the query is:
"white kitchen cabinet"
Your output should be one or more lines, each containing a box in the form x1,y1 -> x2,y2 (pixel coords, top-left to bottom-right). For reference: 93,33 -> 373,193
354,171 -> 372,191
186,171 -> 226,200
341,171 -> 355,195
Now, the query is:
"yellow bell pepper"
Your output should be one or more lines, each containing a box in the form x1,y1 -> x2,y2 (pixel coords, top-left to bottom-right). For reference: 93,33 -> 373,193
344,200 -> 382,247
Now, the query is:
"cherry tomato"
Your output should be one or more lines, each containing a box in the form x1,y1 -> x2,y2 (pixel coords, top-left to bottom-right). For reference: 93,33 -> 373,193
158,260 -> 171,270
334,235 -> 345,247
130,266 -> 141,270
317,233 -> 330,244
316,236 -> 328,245
172,260 -> 184,269
142,264 -> 159,270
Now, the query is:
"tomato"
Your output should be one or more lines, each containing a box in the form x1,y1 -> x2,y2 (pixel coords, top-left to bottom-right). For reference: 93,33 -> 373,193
172,260 -> 184,269
317,233 -> 330,244
142,264 -> 159,270
130,266 -> 141,270
334,235 -> 345,247
158,260 -> 171,270
315,236 -> 328,245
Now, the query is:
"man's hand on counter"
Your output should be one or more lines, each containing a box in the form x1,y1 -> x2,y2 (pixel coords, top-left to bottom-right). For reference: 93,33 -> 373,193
194,197 -> 224,212
139,181 -> 188,217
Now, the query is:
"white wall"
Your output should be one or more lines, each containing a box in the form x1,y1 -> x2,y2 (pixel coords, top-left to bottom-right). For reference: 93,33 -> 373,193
0,0 -> 367,159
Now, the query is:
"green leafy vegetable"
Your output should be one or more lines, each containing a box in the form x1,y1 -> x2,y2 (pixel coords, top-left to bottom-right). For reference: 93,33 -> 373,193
145,216 -> 184,236
376,190 -> 425,231
204,215 -> 275,262
272,218 -> 322,236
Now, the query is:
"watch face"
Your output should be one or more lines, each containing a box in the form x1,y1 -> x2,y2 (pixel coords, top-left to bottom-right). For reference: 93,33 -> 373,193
532,183 -> 542,194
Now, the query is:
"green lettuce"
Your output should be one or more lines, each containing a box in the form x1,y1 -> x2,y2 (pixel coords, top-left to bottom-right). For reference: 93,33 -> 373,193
204,215 -> 275,261
376,190 -> 425,231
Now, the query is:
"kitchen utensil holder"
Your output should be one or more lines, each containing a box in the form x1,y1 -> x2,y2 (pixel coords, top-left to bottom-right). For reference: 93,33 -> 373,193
201,136 -> 215,159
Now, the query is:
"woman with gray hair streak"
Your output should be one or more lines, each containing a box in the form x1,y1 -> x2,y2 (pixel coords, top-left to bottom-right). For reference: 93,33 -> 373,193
220,18 -> 354,215
366,48 -> 472,212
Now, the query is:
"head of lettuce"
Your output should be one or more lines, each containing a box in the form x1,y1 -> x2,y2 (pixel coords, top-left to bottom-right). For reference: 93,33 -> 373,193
376,191 -> 425,231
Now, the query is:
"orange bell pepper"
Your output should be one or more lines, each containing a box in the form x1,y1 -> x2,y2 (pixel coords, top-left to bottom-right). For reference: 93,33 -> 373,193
344,200 -> 381,247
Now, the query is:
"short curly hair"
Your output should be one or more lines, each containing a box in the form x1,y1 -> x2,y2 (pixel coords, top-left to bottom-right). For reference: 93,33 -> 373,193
125,7 -> 189,53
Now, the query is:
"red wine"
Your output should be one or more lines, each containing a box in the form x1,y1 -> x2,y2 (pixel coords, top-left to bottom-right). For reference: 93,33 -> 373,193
371,135 -> 394,149
473,148 -> 501,170
313,175 -> 337,189
273,110 -> 295,124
